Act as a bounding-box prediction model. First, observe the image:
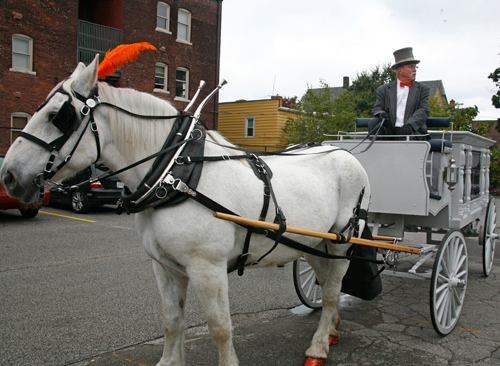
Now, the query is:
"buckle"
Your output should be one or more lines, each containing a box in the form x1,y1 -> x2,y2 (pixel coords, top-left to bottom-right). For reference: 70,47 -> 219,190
81,105 -> 90,116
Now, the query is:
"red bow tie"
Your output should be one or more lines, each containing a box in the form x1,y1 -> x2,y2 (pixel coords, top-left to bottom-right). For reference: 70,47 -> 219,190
400,81 -> 412,87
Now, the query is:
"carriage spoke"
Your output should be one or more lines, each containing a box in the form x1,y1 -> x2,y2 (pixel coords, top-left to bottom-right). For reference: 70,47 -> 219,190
300,266 -> 315,276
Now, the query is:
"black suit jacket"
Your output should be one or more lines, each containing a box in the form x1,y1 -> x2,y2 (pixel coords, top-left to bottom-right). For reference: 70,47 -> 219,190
372,80 -> 430,134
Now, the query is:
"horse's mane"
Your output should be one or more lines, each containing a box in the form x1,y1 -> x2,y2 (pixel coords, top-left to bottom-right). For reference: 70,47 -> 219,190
96,82 -> 248,167
97,82 -> 178,158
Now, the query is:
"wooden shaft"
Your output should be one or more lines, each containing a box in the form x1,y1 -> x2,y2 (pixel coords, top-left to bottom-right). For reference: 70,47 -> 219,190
213,212 -> 420,254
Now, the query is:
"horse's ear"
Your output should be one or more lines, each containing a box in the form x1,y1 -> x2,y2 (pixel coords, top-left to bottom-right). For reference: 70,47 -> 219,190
70,62 -> 86,79
73,54 -> 99,97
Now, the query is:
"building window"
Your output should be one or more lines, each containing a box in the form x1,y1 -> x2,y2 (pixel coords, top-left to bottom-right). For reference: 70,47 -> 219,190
11,113 -> 30,144
175,67 -> 189,100
177,9 -> 191,44
156,2 -> 171,34
154,63 -> 169,93
11,34 -> 35,75
245,117 -> 255,138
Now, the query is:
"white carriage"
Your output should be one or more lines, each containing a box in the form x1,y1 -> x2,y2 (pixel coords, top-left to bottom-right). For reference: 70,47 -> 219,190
294,117 -> 498,336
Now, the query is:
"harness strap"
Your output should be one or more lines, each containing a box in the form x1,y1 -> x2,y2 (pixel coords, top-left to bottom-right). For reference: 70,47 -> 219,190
174,183 -> 382,273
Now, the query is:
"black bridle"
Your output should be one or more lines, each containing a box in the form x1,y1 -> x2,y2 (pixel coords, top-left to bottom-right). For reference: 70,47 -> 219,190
17,81 -> 101,198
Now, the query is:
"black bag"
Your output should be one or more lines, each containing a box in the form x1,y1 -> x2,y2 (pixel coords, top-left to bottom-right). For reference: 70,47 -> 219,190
341,225 -> 382,301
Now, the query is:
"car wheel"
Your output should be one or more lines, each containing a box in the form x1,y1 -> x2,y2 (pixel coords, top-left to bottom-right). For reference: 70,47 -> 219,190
71,190 -> 90,213
19,208 -> 39,218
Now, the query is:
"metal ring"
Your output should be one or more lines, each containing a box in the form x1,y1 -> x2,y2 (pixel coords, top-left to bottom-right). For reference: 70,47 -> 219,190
33,173 -> 44,188
175,156 -> 185,165
155,186 -> 168,199
81,105 -> 90,116
191,129 -> 203,140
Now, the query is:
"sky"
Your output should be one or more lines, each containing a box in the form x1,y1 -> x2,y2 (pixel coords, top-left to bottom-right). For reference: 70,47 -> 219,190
218,0 -> 500,121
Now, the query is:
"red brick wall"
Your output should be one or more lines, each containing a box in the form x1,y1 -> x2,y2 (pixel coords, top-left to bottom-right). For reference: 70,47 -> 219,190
0,1 -> 79,154
0,0 -> 221,154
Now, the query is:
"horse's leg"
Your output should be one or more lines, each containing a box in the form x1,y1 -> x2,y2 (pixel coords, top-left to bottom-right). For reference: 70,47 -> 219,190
187,260 -> 239,366
304,246 -> 343,345
152,260 -> 189,366
304,244 -> 350,364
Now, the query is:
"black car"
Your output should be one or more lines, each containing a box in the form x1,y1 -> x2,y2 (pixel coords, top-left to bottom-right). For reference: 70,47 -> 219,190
49,163 -> 124,213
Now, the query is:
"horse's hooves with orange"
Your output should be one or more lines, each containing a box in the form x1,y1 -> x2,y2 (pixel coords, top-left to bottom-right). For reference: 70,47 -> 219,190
329,335 -> 338,345
303,357 -> 326,366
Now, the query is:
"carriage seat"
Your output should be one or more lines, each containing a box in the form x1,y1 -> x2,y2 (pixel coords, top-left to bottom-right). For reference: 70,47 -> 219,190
355,117 -> 452,152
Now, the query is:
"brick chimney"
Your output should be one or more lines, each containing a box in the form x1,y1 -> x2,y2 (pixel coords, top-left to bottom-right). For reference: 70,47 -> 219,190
343,76 -> 349,89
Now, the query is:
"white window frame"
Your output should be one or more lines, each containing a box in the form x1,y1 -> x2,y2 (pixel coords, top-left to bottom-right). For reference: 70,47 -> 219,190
10,34 -> 36,76
154,63 -> 169,94
174,67 -> 190,101
156,2 -> 171,34
245,117 -> 255,138
11,112 -> 31,144
176,9 -> 192,45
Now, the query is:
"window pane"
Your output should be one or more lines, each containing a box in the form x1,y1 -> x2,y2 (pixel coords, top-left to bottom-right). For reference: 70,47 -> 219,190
176,69 -> 186,81
176,81 -> 186,97
12,130 -> 21,143
158,4 -> 167,17
12,116 -> 28,129
155,66 -> 165,78
157,17 -> 166,29
13,53 -> 29,69
178,24 -> 188,41
13,38 -> 29,54
178,11 -> 189,24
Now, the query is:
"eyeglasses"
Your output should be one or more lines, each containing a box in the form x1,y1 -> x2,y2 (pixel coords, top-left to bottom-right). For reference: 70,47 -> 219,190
405,65 -> 418,70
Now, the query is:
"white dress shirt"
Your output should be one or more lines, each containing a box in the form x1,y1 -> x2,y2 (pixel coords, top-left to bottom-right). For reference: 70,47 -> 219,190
395,80 -> 410,127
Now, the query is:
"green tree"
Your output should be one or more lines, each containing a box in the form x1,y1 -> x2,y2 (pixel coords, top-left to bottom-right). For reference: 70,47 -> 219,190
282,80 -> 356,145
488,60 -> 500,109
348,63 -> 396,116
428,95 -> 494,136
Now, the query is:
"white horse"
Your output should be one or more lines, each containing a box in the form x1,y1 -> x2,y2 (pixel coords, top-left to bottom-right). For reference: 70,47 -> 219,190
0,56 -> 370,366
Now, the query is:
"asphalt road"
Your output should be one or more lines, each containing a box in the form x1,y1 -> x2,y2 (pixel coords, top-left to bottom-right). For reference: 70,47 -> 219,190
0,204 -> 303,366
1,201 -> 499,366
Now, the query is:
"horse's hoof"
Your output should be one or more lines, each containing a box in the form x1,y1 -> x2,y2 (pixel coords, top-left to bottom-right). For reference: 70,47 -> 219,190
303,357 -> 326,366
328,335 -> 338,345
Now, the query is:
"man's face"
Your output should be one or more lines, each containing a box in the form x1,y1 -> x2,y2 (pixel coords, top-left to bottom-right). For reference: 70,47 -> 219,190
398,63 -> 417,82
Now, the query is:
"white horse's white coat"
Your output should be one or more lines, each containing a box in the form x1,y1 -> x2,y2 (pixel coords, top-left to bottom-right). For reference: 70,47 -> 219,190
0,56 -> 371,365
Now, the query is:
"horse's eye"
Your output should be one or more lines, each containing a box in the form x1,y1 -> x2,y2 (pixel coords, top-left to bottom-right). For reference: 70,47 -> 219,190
48,113 -> 56,121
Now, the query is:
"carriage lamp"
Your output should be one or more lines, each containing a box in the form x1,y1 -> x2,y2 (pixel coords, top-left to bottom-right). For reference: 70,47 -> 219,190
445,157 -> 459,191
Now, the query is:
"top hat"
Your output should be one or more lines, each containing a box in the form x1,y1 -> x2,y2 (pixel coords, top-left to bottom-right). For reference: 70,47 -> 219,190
391,47 -> 420,70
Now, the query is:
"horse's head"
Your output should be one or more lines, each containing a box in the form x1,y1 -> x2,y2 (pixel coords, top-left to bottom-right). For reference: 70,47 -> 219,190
1,55 -> 101,203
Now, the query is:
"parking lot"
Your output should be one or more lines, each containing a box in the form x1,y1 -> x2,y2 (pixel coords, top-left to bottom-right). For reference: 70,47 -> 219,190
1,203 -> 499,365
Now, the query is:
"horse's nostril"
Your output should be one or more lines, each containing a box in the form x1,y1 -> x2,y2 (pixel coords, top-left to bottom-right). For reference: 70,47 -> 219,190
2,170 -> 15,189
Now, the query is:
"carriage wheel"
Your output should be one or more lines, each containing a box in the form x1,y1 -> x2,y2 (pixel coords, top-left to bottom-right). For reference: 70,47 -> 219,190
481,197 -> 497,277
429,230 -> 468,336
293,257 -> 322,309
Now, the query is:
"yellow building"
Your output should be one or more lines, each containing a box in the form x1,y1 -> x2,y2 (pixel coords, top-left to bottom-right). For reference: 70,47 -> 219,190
217,96 -> 299,152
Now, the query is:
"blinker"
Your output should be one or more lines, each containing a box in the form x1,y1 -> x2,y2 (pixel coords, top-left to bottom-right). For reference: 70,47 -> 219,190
51,100 -> 78,134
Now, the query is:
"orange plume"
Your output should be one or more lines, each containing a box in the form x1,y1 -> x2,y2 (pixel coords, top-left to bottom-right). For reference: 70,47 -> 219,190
97,42 -> 158,79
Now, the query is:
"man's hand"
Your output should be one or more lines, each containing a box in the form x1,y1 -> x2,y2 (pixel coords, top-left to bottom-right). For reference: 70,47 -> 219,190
400,124 -> 414,135
376,111 -> 389,120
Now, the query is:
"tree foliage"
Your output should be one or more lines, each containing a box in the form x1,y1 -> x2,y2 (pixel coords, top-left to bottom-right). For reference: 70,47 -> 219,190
428,95 -> 494,136
282,80 -> 357,145
488,59 -> 500,109
348,63 -> 396,116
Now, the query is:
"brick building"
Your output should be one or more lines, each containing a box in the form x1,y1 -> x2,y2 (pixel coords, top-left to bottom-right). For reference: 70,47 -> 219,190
0,0 -> 222,155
